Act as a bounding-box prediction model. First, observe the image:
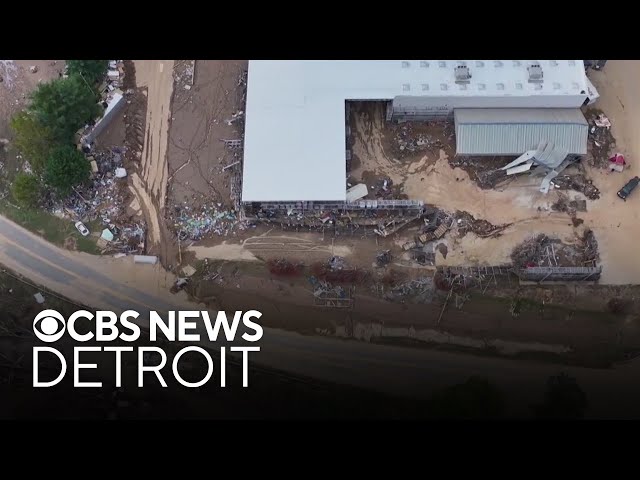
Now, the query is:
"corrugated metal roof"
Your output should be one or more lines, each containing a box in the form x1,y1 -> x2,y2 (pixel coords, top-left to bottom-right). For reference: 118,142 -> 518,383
454,108 -> 588,156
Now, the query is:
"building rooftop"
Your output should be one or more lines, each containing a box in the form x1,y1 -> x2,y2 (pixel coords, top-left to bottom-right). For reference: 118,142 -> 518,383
242,61 -> 590,202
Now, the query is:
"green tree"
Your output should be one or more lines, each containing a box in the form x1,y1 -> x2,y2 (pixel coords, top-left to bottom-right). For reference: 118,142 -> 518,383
533,373 -> 588,419
11,173 -> 41,207
66,60 -> 109,86
29,76 -> 101,143
44,145 -> 90,195
9,111 -> 58,173
426,376 -> 506,419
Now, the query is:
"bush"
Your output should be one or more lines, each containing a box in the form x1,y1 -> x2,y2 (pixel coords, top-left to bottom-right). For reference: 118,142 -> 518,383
66,60 -> 109,86
29,76 -> 101,143
9,111 -> 59,173
45,145 -> 90,195
11,173 -> 41,207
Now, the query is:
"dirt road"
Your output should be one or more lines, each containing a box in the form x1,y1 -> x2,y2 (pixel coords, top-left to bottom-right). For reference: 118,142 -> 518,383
130,60 -> 175,256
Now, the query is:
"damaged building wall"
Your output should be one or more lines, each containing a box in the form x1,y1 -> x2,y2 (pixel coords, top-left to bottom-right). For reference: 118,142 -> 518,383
82,91 -> 126,145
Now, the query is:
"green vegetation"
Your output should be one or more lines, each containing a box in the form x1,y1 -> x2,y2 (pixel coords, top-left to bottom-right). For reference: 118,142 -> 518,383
11,173 -> 41,207
0,202 -> 100,255
66,60 -> 109,86
44,145 -> 91,195
29,76 -> 101,143
9,111 -> 56,173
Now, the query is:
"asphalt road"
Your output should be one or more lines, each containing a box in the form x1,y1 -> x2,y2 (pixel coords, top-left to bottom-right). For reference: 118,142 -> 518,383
2,215 -> 640,417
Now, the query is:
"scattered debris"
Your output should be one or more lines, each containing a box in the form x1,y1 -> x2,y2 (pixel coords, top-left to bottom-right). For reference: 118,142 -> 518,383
436,243 -> 448,259
182,265 -> 197,277
581,228 -> 599,266
171,204 -> 246,240
449,155 -> 510,189
551,192 -> 587,226
585,109 -> 616,168
170,278 -> 189,294
511,231 -> 599,269
594,113 -> 611,129
101,229 -> 114,242
29,65 -> 38,74
115,167 -> 127,178
383,277 -> 435,303
375,250 -> 392,267
551,174 -> 600,200
391,121 -> 454,158
456,211 -> 511,238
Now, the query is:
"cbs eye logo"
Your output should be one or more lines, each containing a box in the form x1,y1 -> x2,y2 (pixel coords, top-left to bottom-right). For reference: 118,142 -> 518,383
33,310 -> 66,342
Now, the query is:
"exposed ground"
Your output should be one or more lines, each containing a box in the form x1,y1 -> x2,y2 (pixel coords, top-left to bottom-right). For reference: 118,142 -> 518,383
127,60 -> 176,264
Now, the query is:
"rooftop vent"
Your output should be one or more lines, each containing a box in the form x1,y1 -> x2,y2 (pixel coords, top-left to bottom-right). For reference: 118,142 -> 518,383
494,60 -> 503,68
440,83 -> 448,91
528,63 -> 544,83
478,83 -> 486,91
512,60 -> 521,67
475,61 -> 484,67
420,61 -> 429,68
515,82 -> 523,90
402,61 -> 410,68
402,83 -> 411,91
496,83 -> 505,90
438,61 -> 447,68
421,83 -> 429,91
454,65 -> 472,83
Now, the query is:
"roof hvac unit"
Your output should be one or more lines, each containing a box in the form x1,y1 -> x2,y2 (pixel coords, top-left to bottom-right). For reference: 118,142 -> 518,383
454,65 -> 472,83
528,63 -> 544,83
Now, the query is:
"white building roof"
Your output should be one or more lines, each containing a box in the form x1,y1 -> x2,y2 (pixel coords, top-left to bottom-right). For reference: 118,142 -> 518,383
242,61 -> 590,202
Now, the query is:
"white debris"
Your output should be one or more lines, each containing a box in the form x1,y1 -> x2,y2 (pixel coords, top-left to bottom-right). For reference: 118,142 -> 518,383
115,167 -> 127,178
34,293 -> 45,304
595,114 -> 611,129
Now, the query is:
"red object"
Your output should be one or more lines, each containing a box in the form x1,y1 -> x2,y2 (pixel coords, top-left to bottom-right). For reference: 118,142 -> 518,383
609,154 -> 626,166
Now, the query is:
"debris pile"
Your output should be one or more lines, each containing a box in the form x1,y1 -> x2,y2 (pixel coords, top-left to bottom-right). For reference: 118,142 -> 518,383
581,228 -> 599,266
510,231 -> 599,269
449,156 -> 509,189
551,174 -> 600,200
455,211 -> 511,238
308,276 -> 355,308
384,277 -> 435,303
551,193 -> 587,226
375,250 -> 392,267
267,258 -> 304,277
585,110 -> 616,168
511,234 -> 553,269
172,204 -> 247,240
391,121 -> 454,158
310,259 -> 368,284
